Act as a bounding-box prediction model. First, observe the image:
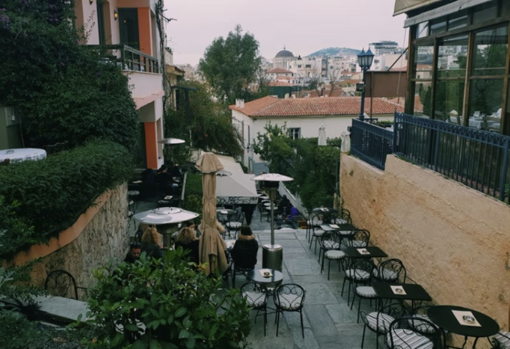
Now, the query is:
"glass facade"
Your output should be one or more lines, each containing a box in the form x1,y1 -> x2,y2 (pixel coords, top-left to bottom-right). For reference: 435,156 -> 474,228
409,0 -> 509,134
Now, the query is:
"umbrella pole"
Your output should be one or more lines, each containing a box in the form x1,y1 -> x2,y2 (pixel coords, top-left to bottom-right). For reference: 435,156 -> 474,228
270,198 -> 275,246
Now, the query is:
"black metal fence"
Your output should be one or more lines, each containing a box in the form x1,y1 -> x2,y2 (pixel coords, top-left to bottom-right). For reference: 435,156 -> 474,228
350,113 -> 510,203
350,118 -> 393,170
88,44 -> 160,74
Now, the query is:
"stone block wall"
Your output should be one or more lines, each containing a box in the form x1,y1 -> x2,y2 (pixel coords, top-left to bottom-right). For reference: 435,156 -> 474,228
26,184 -> 130,297
340,154 -> 510,334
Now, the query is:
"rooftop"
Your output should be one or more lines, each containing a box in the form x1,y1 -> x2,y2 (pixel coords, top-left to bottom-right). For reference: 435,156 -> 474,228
230,96 -> 404,117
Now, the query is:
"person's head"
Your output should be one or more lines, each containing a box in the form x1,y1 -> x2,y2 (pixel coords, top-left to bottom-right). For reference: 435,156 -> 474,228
186,220 -> 196,229
141,226 -> 162,247
129,242 -> 141,259
177,227 -> 197,244
239,225 -> 253,237
157,164 -> 168,173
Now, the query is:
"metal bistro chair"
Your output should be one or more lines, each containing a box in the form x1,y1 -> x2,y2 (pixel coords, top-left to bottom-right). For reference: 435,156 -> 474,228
341,258 -> 375,306
361,301 -> 406,349
241,282 -> 269,336
44,269 -> 87,300
274,283 -> 306,338
320,231 -> 346,280
387,316 -> 445,349
343,229 -> 370,248
493,332 -> 510,349
225,211 -> 244,239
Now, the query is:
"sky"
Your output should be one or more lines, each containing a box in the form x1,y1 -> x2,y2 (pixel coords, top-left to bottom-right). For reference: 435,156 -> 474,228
164,0 -> 408,66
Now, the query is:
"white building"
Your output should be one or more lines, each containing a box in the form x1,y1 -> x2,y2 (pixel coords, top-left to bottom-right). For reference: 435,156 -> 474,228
230,96 -> 403,171
273,48 -> 296,69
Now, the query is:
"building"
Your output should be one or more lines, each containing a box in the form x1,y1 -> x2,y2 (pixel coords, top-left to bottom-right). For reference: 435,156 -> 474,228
230,96 -> 402,170
74,0 -> 166,169
273,48 -> 296,69
398,0 -> 509,134
368,40 -> 403,55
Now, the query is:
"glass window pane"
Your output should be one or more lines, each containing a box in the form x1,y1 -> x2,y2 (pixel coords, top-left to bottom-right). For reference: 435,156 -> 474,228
437,35 -> 468,78
468,79 -> 504,132
448,10 -> 468,30
434,80 -> 465,122
430,18 -> 447,35
472,26 -> 508,76
473,1 -> 498,24
414,81 -> 433,118
413,45 -> 434,79
416,22 -> 429,39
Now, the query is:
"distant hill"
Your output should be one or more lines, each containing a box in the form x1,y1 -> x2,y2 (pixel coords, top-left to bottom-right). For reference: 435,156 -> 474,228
308,47 -> 360,57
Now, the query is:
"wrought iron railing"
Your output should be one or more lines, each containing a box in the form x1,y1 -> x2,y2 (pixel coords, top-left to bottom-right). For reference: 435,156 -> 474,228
350,113 -> 510,202
350,118 -> 394,170
87,44 -> 160,73
394,113 -> 509,202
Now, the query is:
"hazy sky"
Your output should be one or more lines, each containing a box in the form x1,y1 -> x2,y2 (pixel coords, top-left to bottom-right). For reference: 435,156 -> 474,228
164,0 -> 407,66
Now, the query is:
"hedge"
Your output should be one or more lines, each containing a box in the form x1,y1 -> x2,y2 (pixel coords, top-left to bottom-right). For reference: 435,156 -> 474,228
0,140 -> 134,258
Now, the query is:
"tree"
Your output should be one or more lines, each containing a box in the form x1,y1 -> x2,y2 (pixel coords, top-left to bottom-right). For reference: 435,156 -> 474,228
85,249 -> 251,348
199,25 -> 262,105
164,81 -> 244,158
0,1 -> 139,153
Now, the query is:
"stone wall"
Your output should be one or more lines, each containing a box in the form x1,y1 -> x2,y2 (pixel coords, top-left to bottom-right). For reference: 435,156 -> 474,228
340,154 -> 510,332
28,184 -> 130,296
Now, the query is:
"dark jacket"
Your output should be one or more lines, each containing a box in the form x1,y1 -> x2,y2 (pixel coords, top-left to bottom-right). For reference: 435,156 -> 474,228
231,235 -> 258,269
141,244 -> 163,260
175,240 -> 199,264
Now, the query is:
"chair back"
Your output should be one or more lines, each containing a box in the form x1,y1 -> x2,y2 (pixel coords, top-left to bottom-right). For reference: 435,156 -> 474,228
376,258 -> 406,283
44,269 -> 78,299
274,283 -> 306,311
388,316 -> 445,349
321,231 -> 342,249
350,258 -> 376,279
240,281 -> 268,308
309,212 -> 323,227
331,208 -> 352,224
345,229 -> 370,247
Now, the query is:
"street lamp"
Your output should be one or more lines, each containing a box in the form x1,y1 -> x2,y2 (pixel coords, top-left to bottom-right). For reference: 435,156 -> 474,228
357,48 -> 374,121
252,173 -> 293,271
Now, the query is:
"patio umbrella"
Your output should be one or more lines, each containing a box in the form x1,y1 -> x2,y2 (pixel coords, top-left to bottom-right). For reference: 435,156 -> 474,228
133,207 -> 199,225
195,153 -> 228,276
318,124 -> 327,146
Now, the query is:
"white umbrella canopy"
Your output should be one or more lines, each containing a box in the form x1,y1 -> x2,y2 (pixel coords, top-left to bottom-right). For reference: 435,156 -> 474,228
195,153 -> 228,276
252,173 -> 294,182
158,138 -> 185,145
133,207 -> 199,225
318,124 -> 327,146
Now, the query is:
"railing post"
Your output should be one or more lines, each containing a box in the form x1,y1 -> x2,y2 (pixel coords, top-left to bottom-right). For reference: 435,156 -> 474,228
393,112 -> 398,154
499,138 -> 509,201
433,125 -> 440,172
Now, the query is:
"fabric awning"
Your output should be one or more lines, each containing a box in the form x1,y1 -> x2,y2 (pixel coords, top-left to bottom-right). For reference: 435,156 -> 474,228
393,0 -> 443,15
216,173 -> 258,205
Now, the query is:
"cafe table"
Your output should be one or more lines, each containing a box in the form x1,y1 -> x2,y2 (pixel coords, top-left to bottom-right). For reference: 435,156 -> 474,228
427,305 -> 499,349
341,246 -> 388,259
248,268 -> 284,287
371,281 -> 432,310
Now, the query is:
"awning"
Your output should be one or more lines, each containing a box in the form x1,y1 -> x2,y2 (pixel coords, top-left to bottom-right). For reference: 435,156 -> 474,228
216,172 -> 258,205
393,0 -> 443,15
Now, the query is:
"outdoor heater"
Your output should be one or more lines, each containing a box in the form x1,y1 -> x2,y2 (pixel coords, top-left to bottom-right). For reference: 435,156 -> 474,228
357,48 -> 374,121
252,173 -> 293,271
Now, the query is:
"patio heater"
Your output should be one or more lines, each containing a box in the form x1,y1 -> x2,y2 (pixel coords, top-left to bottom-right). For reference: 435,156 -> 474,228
357,48 -> 374,121
252,173 -> 293,271
158,138 -> 185,165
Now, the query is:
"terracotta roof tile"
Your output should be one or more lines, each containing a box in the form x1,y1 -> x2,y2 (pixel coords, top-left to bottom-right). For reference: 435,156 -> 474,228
267,68 -> 293,74
268,81 -> 294,86
230,96 -> 404,117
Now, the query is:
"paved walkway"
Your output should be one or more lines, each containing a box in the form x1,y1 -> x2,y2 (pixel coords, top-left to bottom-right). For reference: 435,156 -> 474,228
240,210 -> 379,349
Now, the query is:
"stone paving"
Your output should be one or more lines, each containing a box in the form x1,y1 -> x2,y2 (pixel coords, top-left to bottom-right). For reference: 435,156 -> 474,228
240,210 -> 380,349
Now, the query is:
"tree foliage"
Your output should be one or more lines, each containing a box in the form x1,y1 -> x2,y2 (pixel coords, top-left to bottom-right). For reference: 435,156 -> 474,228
199,25 -> 262,105
252,123 -> 341,211
0,0 -> 139,153
85,249 -> 251,348
165,81 -> 243,157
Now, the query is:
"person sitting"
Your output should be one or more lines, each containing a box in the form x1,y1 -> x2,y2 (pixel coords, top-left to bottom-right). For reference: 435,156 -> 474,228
230,225 -> 259,270
277,195 -> 291,216
141,226 -> 164,259
124,242 -> 141,263
175,227 -> 199,264
155,164 -> 174,195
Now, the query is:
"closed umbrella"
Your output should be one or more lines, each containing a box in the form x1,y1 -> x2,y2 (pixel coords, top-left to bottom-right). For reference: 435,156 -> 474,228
318,124 -> 327,146
195,153 -> 228,276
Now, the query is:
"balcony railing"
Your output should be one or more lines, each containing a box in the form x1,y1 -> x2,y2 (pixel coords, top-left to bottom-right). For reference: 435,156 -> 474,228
350,113 -> 510,203
87,44 -> 160,74
350,118 -> 393,170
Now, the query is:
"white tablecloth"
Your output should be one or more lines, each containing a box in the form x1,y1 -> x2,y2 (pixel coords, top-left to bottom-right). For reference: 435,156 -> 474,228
0,148 -> 47,163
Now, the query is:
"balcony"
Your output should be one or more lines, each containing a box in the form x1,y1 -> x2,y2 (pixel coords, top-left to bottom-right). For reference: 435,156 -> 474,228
88,44 -> 160,74
350,113 -> 510,204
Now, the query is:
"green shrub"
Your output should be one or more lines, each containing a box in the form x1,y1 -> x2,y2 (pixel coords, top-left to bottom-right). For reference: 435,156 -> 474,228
182,174 -> 204,217
0,141 -> 133,258
85,249 -> 251,348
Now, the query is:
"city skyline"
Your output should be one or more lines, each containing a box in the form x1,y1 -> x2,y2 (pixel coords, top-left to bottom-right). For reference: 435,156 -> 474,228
164,0 -> 407,66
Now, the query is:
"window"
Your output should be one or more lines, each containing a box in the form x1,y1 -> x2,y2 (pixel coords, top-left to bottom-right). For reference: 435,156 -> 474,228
297,65 -> 302,68
473,1 -> 498,24
305,64 -> 311,68
448,10 -> 468,30
416,22 -> 429,39
288,128 -> 301,140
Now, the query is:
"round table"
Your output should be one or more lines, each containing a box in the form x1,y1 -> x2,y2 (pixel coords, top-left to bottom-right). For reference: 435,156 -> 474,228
0,148 -> 47,163
248,268 -> 283,285
427,305 -> 499,347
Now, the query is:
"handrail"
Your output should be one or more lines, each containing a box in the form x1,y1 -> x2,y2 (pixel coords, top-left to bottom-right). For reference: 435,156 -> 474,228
350,118 -> 394,170
87,44 -> 160,74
